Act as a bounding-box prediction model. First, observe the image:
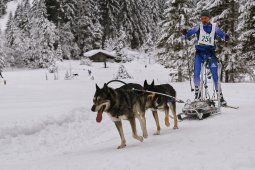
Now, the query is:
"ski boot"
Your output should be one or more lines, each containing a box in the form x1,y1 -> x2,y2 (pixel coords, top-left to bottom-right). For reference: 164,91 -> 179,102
217,91 -> 227,106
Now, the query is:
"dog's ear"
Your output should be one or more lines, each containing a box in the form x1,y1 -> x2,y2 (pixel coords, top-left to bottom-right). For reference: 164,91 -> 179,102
96,84 -> 100,90
103,83 -> 110,92
151,80 -> 155,86
103,83 -> 108,89
144,80 -> 148,87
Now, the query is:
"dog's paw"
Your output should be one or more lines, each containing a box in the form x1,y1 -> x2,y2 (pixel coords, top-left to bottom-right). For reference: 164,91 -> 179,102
117,144 -> 126,149
165,117 -> 170,127
153,131 -> 160,135
138,136 -> 144,142
173,126 -> 179,130
165,121 -> 170,127
143,133 -> 148,139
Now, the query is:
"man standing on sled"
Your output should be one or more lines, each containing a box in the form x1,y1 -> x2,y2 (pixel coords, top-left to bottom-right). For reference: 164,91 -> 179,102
182,10 -> 229,106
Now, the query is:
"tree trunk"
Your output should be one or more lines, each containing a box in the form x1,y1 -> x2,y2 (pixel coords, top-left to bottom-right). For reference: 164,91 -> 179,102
225,70 -> 229,83
177,68 -> 182,82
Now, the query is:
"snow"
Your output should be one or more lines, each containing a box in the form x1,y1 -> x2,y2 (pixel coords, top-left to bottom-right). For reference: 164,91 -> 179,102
84,49 -> 116,58
0,60 -> 255,170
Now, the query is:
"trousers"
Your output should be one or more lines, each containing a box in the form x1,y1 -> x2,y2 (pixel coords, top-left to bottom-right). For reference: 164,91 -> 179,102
194,51 -> 219,90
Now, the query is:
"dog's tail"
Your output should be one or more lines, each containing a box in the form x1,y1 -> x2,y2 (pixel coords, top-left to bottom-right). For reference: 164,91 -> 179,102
106,80 -> 127,86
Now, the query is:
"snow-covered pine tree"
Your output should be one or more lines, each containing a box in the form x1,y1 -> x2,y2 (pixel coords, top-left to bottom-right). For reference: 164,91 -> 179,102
56,44 -> 63,60
98,0 -> 120,48
158,0 -> 167,18
114,26 -> 133,63
92,20 -> 103,50
58,0 -> 80,59
205,0 -> 239,82
19,0 -> 31,32
157,0 -> 195,82
80,57 -> 92,66
45,0 -> 77,25
141,33 -> 156,63
60,0 -> 77,23
142,0 -> 163,50
13,3 -> 24,28
0,0 -> 7,17
24,0 -> 59,68
4,11 -> 27,66
46,0 -> 167,55
0,52 -> 4,72
0,29 -> 6,70
236,0 -> 255,81
76,0 -> 103,53
115,64 -> 133,80
45,0 -> 79,59
58,22 -> 80,59
5,12 -> 16,46
45,0 -> 62,24
118,0 -> 150,49
77,15 -> 93,52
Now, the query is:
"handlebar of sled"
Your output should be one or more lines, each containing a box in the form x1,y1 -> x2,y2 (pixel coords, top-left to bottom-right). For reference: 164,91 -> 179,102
132,88 -> 185,103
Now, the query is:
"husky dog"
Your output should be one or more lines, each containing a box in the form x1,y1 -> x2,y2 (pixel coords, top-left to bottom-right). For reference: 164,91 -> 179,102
91,83 -> 148,149
144,80 -> 178,135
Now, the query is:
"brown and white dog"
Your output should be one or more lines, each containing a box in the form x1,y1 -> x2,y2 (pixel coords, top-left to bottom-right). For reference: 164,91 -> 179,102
144,80 -> 178,135
91,83 -> 148,149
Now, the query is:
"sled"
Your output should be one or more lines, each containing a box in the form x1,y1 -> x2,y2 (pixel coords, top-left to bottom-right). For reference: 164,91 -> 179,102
178,59 -> 223,120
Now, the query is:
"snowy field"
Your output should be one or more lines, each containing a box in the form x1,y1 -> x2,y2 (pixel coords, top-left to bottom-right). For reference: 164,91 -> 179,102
0,60 -> 255,170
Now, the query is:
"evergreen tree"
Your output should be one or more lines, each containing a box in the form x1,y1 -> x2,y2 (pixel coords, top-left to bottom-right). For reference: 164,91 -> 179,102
114,26 -> 129,62
45,0 -> 77,26
99,0 -> 120,48
157,0 -> 195,82
236,0 -> 255,81
205,0 -> 239,82
0,0 -> 7,17
115,64 -> 133,79
5,12 -> 16,46
14,3 -> 23,28
24,0 -> 59,68
45,0 -> 79,59
59,22 -> 80,59
118,0 -> 148,49
76,0 -> 102,53
143,0 -> 163,45
0,29 -> 6,70
20,0 -> 31,32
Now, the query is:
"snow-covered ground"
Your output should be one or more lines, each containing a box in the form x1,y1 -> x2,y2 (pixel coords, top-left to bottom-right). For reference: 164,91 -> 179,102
0,60 -> 254,170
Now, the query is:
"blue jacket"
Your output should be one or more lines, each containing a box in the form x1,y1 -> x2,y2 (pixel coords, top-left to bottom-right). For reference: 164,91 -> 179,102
184,23 -> 227,52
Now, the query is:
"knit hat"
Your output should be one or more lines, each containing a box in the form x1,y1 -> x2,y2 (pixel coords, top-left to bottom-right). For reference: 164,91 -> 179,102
200,10 -> 211,18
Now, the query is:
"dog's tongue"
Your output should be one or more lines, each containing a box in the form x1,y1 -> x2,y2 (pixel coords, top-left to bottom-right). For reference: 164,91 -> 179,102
96,111 -> 103,123
96,105 -> 105,123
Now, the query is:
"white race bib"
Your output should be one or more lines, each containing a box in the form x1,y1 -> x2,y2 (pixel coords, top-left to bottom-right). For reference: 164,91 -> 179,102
197,23 -> 216,46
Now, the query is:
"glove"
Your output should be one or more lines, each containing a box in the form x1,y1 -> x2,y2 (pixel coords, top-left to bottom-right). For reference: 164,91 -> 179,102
225,34 -> 230,41
182,29 -> 187,35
